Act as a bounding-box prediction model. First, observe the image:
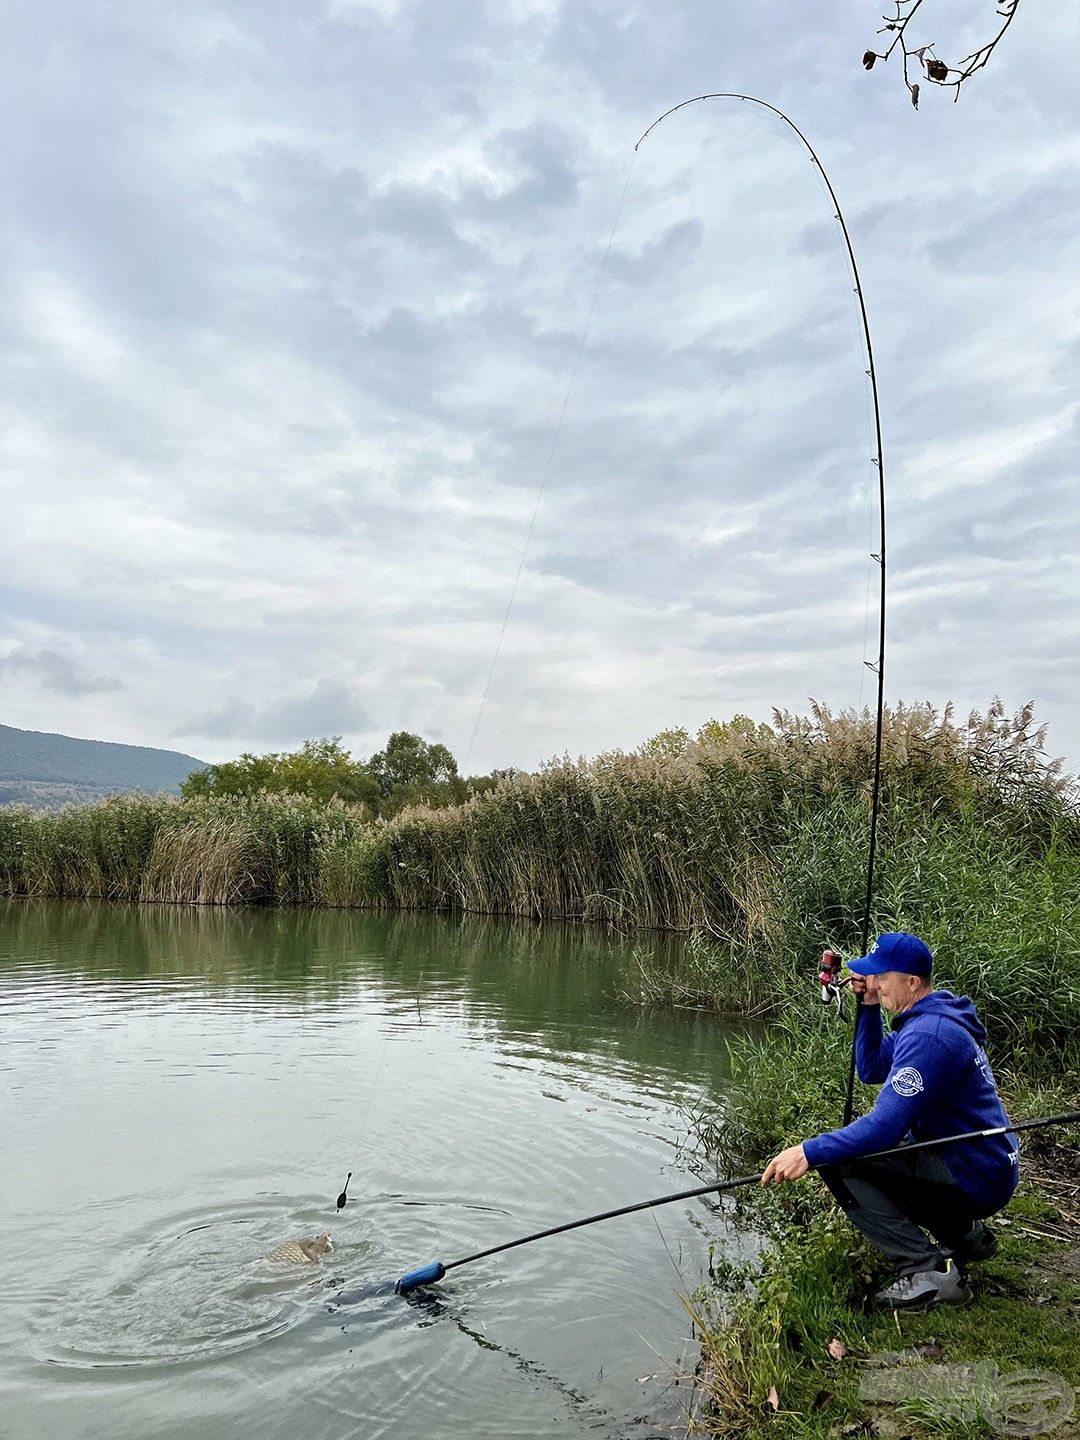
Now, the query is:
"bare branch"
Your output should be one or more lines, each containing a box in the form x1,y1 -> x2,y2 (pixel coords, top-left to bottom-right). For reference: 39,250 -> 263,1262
861,0 -> 1022,104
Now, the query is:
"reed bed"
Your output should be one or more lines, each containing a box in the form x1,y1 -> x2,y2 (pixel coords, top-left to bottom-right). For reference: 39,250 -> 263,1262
1,700 -> 1072,920
0,793 -> 361,907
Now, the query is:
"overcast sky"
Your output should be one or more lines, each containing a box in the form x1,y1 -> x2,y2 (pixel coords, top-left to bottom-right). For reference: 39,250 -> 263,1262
2,1 -> 1078,774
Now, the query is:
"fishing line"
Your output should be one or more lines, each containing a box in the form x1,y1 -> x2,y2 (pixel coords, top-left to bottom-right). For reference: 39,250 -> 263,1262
806,161 -> 878,718
335,97 -> 891,1231
794,109 -> 887,1100
452,1311 -> 621,1434
329,1283 -> 623,1432
462,101 -> 888,1083
461,154 -> 637,774
634,95 -> 887,1128
330,1009 -> 393,1210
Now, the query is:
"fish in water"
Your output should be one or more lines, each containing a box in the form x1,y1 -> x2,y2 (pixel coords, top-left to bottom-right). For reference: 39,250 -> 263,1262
266,1233 -> 332,1264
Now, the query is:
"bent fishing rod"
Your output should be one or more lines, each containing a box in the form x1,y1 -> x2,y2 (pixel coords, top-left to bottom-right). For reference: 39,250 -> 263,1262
638,94 -> 887,1129
391,1110 -> 1079,1293
330,97 -> 883,1219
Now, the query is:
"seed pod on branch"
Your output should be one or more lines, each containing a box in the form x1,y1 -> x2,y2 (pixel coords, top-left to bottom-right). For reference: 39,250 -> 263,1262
864,0 -> 1024,104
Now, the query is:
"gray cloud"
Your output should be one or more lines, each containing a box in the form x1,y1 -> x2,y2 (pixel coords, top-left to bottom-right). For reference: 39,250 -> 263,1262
372,183 -> 487,265
607,218 -> 705,283
1,0 -> 1078,774
177,680 -> 371,746
461,123 -> 581,216
0,647 -> 123,697
179,698 -> 257,743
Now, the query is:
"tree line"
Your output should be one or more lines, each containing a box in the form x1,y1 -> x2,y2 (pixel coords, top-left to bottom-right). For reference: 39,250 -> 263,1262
180,732 -> 512,819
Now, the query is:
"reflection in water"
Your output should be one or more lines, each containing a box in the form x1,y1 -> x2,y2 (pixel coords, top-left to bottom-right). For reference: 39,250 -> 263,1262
37,1196 -> 461,1371
1,894 -> 680,998
1,899 -> 747,1440
1,898 -> 735,1107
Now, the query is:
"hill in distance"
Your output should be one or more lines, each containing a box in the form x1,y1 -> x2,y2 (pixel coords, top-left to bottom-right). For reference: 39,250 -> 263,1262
0,723 -> 208,810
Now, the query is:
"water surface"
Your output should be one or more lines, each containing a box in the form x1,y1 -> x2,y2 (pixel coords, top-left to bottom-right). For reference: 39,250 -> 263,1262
1,901 -> 748,1439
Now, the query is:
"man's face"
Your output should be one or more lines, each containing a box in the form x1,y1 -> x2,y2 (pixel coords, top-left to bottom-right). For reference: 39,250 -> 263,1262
863,969 -> 924,1014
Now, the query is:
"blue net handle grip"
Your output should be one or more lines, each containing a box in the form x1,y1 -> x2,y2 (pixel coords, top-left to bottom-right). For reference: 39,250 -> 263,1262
395,1261 -> 446,1294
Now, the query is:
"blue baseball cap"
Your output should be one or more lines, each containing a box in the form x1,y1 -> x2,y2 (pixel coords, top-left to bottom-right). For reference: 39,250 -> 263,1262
847,932 -> 933,977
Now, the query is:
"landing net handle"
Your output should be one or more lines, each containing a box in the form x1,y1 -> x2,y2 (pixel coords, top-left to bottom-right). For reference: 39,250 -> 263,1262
393,1110 -> 1080,1294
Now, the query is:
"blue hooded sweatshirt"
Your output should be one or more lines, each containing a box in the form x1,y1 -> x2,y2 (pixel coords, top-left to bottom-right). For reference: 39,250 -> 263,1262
802,991 -> 1020,1213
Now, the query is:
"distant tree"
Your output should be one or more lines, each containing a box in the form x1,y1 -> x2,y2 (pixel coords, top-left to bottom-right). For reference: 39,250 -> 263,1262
182,731 -> 517,819
367,731 -> 459,798
638,727 -> 692,759
697,715 -> 774,746
861,0 -> 1022,107
181,737 -> 380,808
637,718 -> 777,758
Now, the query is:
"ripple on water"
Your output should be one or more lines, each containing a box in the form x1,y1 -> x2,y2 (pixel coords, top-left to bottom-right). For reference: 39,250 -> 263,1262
28,1193 -> 523,1375
31,1197 -> 381,1371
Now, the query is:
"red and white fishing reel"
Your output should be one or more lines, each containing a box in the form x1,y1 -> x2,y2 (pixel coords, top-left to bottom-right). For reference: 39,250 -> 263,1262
819,949 -> 846,1011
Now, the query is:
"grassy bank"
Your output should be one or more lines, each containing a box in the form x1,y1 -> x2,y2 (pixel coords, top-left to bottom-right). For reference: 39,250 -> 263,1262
681,1011 -> 1080,1438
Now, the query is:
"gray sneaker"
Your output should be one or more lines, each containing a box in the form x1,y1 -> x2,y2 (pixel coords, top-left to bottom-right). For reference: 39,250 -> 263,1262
940,1222 -> 998,1265
873,1259 -> 971,1312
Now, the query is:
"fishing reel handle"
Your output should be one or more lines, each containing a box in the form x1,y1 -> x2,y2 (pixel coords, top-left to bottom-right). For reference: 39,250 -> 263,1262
819,949 -> 843,1004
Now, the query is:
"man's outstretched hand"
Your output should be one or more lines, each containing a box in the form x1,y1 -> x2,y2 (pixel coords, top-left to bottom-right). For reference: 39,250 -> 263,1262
760,1143 -> 809,1184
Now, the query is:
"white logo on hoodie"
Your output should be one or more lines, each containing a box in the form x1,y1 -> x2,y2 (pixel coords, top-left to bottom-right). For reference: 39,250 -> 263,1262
891,1067 -> 925,1097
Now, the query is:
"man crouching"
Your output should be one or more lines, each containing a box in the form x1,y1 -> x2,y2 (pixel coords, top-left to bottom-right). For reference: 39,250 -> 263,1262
761,932 -> 1019,1312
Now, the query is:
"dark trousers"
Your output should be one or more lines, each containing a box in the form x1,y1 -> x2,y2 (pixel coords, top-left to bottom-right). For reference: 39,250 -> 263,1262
818,1148 -> 986,1276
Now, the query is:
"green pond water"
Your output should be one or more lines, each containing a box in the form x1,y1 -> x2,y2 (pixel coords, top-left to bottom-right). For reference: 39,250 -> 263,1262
0,900 -> 752,1440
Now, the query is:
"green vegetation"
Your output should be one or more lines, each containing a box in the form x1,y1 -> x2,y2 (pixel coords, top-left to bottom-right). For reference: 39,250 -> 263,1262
366,730 -> 464,810
2,699 -> 1076,1066
681,1012 -> 1080,1437
181,737 -> 380,808
180,731 -> 501,818
2,697 -> 1077,1435
640,702 -> 1079,1435
686,1182 -> 1080,1437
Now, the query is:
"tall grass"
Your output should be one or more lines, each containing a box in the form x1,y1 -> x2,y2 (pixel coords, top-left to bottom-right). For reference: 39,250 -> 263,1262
316,698 -> 1075,936
0,793 -> 361,907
